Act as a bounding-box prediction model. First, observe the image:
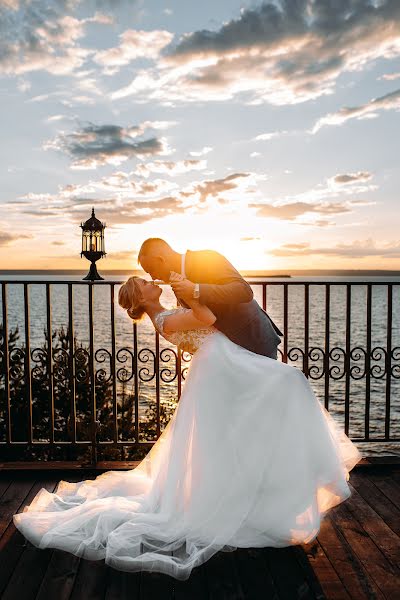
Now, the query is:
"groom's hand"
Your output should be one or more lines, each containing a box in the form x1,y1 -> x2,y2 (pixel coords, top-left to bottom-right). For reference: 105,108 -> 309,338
169,271 -> 195,301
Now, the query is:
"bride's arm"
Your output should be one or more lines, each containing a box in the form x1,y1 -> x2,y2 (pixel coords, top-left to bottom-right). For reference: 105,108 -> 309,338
163,298 -> 216,334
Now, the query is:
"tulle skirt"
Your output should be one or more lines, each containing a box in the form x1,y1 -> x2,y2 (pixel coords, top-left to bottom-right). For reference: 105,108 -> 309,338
13,331 -> 362,580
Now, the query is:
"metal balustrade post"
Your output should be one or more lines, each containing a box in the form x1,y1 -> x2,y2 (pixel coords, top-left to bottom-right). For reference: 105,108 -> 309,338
324,284 -> 330,411
45,283 -> 55,444
134,320 -> 139,446
345,284 -> 351,436
88,283 -> 98,466
385,284 -> 393,440
283,283 -> 288,363
304,284 -> 309,377
2,283 -> 11,444
365,283 -> 372,440
68,284 -> 77,444
155,329 -> 160,437
110,284 -> 118,445
23,283 -> 33,445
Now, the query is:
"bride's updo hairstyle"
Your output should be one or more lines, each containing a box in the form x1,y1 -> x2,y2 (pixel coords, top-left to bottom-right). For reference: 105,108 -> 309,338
118,276 -> 146,322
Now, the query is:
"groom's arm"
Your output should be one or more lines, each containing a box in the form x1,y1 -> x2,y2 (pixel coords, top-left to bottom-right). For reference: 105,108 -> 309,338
197,252 -> 253,305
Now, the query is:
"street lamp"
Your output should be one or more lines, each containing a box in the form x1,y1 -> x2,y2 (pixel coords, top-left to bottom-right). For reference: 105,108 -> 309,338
80,207 -> 106,281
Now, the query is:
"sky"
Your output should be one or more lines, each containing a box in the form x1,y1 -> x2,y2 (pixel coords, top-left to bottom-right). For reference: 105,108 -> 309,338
0,0 -> 399,272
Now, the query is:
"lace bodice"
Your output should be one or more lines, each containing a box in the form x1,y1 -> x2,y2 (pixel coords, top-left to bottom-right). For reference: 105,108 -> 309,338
154,308 -> 217,354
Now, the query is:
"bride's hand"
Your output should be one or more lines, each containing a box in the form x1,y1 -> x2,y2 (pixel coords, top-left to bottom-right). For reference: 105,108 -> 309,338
169,271 -> 195,300
169,271 -> 185,282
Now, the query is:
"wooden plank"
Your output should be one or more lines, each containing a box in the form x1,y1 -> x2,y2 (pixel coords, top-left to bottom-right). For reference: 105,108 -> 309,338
1,542 -> 54,600
391,467 -> 400,485
32,472 -> 100,600
317,512 -> 384,599
367,472 -> 400,510
301,539 -> 351,600
0,460 -> 142,470
139,570 -> 174,599
0,477 -> 36,536
204,548 -> 246,600
0,477 -> 66,597
35,550 -> 81,600
330,502 -> 400,598
263,546 -> 315,599
350,470 -> 400,536
0,477 -> 12,498
293,545 -> 328,599
69,558 -> 109,600
104,567 -> 141,600
346,482 -> 400,570
234,547 -> 280,600
171,547 -> 209,600
0,474 -> 86,594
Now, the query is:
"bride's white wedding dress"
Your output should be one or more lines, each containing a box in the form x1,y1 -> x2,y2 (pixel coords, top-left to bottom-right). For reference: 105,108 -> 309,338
13,308 -> 362,580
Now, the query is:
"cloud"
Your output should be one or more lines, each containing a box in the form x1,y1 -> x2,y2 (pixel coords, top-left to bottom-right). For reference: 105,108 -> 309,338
188,173 -> 250,204
67,196 -> 186,226
135,159 -> 207,178
380,72 -> 400,81
253,131 -> 288,141
0,1 -> 114,76
270,239 -> 400,259
44,121 -> 171,169
189,147 -> 213,157
16,193 -> 187,226
59,171 -> 178,196
312,88 -> 400,132
330,171 -> 373,185
113,0 -> 400,106
249,169 -> 377,222
106,249 -> 137,260
250,200 -> 352,220
9,169 -> 262,229
0,229 -> 32,246
93,29 -> 173,72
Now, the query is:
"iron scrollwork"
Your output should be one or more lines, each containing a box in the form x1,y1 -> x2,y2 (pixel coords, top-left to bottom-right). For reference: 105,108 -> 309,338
138,348 -> 156,382
9,347 -> 25,382
116,347 -> 134,383
74,346 -> 90,383
308,347 -> 325,380
392,347 -> 400,379
159,347 -> 178,383
181,350 -> 192,380
30,347 -> 48,382
349,347 -> 367,380
370,346 -> 386,379
95,348 -> 112,384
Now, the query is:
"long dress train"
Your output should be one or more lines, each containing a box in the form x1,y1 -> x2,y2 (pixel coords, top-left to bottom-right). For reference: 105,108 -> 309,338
13,308 -> 362,580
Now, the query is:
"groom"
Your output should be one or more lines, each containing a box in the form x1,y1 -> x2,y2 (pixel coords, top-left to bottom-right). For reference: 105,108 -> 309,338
138,238 -> 283,359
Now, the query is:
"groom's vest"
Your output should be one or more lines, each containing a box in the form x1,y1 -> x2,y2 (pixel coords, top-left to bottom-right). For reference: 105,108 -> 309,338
177,249 -> 283,359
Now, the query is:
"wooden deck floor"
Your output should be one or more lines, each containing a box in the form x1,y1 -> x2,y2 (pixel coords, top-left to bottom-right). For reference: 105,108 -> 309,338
0,462 -> 399,599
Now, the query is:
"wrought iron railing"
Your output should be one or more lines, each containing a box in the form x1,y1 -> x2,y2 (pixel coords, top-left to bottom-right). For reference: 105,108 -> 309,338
0,279 -> 399,466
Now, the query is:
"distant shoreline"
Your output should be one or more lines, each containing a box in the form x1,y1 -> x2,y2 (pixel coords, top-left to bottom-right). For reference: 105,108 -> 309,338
1,269 -> 400,277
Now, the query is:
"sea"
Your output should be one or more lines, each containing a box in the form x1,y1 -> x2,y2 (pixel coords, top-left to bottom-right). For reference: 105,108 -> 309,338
1,272 -> 399,458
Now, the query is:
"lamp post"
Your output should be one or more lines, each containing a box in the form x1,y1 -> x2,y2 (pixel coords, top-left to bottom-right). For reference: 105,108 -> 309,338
80,207 -> 106,280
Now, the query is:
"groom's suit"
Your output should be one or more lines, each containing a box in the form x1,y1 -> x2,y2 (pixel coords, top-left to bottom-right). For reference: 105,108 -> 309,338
176,249 -> 283,359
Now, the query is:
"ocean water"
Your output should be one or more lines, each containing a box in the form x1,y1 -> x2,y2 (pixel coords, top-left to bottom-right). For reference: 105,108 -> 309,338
1,274 -> 399,458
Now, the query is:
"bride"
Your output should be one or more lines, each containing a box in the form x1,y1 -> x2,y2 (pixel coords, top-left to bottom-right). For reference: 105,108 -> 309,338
13,272 -> 362,581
